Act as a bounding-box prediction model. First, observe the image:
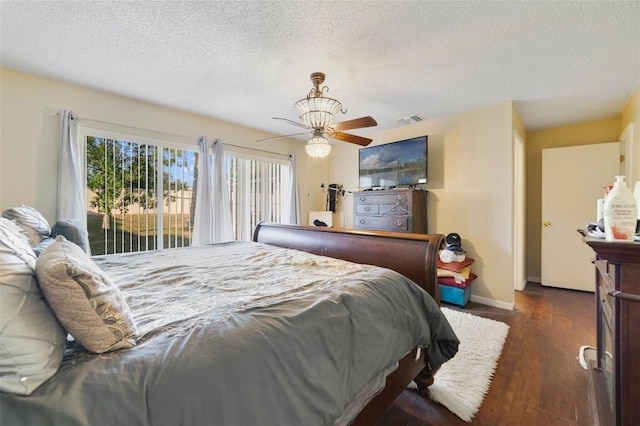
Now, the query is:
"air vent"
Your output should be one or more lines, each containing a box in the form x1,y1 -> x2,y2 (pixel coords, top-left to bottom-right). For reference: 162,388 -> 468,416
397,115 -> 423,125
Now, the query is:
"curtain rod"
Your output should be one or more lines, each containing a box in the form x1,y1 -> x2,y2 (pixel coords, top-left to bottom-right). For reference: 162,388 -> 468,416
52,111 -> 291,158
218,141 -> 292,159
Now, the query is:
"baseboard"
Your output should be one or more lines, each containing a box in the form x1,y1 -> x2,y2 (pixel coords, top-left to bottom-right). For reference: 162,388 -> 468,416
528,276 -> 541,283
470,294 -> 514,311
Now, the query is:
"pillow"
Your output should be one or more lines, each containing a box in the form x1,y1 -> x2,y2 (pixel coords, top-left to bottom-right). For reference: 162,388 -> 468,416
33,236 -> 56,256
1,205 -> 51,247
36,236 -> 138,353
52,219 -> 91,255
0,218 -> 66,395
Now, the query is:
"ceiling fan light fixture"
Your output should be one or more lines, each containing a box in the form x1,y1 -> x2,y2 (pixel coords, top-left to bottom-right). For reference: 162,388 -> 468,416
294,96 -> 343,129
305,133 -> 331,158
264,72 -> 376,154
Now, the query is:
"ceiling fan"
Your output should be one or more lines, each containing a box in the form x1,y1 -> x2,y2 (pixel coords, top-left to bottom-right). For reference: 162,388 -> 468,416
258,72 -> 377,158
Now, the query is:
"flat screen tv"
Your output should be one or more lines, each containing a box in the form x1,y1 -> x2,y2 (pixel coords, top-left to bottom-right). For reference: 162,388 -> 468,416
358,135 -> 428,189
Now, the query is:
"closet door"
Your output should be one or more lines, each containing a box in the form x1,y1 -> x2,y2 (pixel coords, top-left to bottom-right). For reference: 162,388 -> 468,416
541,142 -> 620,291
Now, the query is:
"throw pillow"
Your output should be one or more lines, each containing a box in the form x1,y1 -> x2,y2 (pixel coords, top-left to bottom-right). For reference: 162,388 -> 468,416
0,218 -> 66,395
36,236 -> 138,353
52,219 -> 91,255
1,205 -> 51,247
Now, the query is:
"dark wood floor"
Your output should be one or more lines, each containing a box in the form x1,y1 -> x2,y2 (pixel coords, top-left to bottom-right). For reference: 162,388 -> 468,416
376,282 -> 596,426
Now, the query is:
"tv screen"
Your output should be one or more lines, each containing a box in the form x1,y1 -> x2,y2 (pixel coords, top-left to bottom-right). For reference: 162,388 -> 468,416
358,136 -> 428,189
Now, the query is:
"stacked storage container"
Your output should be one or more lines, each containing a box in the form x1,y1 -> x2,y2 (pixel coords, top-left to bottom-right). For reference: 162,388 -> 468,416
437,233 -> 476,307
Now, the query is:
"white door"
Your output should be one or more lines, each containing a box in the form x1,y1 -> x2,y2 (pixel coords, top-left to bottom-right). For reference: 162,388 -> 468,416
541,142 -> 620,291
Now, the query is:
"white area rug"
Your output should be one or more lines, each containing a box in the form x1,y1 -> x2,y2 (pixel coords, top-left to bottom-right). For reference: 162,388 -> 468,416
411,307 -> 510,422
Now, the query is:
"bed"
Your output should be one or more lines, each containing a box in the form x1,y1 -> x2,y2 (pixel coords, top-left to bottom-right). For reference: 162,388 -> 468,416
0,219 -> 458,426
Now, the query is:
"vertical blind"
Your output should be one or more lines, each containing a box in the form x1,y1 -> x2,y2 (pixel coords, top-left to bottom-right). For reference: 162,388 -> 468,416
225,156 -> 289,241
84,133 -> 291,254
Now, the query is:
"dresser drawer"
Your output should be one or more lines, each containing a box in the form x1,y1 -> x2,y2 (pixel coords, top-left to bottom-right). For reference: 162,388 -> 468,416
356,204 -> 380,214
380,204 -> 407,215
355,193 -> 408,205
599,283 -> 614,332
354,215 -> 409,231
356,203 -> 408,216
595,259 -> 616,316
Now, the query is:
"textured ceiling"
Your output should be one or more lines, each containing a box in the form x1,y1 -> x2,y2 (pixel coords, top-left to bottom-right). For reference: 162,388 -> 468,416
1,1 -> 639,140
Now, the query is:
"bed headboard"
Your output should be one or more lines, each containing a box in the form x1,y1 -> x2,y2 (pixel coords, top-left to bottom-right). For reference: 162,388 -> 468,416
253,223 -> 444,304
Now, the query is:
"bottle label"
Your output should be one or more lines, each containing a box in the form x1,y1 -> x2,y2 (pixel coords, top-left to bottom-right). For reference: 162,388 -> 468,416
603,206 -> 637,241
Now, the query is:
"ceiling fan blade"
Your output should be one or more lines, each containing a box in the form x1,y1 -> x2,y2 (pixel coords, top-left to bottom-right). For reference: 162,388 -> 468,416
330,132 -> 373,146
272,117 -> 308,130
332,116 -> 377,132
256,132 -> 308,143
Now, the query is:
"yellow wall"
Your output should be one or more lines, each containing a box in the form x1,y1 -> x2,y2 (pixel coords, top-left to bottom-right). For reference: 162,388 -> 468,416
525,117 -> 622,280
329,101 -> 517,309
621,84 -> 640,185
0,68 -> 327,223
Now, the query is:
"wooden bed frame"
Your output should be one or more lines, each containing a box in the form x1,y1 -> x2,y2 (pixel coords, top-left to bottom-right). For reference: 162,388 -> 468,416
252,222 -> 445,424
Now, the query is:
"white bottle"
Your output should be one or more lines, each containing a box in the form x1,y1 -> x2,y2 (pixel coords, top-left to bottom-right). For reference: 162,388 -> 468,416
602,176 -> 637,242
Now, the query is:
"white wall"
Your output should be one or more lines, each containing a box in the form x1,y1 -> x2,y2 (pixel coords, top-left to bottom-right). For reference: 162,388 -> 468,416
0,68 -> 327,224
329,102 -> 516,308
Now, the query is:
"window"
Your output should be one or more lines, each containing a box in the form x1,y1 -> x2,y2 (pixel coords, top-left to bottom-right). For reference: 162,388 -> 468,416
84,132 -> 196,255
83,129 -> 293,254
225,154 -> 291,240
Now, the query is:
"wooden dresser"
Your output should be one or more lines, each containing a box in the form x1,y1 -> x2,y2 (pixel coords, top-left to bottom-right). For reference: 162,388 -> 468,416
584,238 -> 640,426
352,189 -> 427,233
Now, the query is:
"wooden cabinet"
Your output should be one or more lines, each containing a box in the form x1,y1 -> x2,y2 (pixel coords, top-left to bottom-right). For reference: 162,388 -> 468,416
353,189 -> 427,233
584,238 -> 640,426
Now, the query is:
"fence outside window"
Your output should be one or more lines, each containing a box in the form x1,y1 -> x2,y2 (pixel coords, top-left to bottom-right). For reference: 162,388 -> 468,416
83,132 -> 291,255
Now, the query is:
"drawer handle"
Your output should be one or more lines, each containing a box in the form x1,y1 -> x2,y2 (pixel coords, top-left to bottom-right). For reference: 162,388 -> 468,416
359,196 -> 366,201
359,219 -> 366,224
364,206 -> 371,212
394,220 -> 402,226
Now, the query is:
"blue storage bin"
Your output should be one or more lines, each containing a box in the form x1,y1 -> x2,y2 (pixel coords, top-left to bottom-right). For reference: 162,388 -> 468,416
439,283 -> 472,307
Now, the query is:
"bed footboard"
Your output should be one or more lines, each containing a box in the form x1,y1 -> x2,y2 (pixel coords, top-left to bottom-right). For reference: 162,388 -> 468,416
253,223 -> 446,423
252,222 -> 444,303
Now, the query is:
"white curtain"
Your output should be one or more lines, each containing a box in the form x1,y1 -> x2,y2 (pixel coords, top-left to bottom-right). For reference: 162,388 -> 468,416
191,136 -> 212,246
211,139 -> 233,242
57,110 -> 86,227
285,153 -> 301,225
192,137 -> 233,245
